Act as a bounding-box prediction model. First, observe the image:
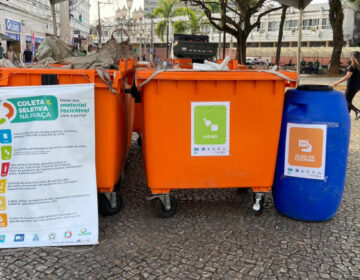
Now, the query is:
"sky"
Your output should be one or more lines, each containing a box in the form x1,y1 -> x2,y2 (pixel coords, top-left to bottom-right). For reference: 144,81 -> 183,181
89,0 -> 144,23
89,0 -> 327,24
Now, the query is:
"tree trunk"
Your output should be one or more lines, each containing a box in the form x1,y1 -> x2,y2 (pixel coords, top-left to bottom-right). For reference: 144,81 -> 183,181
221,0 -> 227,59
236,34 -> 246,64
329,0 -> 344,76
275,6 -> 288,66
50,2 -> 57,37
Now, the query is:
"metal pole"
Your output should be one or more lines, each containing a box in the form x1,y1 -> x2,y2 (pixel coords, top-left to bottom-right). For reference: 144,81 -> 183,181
144,39 -> 147,60
166,19 -> 169,59
121,20 -> 123,42
223,31 -> 226,59
98,1 -> 101,43
150,17 -> 154,61
144,23 -> 147,61
139,33 -> 142,61
297,7 -> 303,85
218,30 -> 221,59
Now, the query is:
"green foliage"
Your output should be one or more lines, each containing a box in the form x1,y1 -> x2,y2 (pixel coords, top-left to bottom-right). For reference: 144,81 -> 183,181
348,0 -> 360,5
175,8 -> 206,34
153,0 -> 185,42
173,21 -> 188,34
352,36 -> 360,47
155,20 -> 168,42
207,0 -> 220,13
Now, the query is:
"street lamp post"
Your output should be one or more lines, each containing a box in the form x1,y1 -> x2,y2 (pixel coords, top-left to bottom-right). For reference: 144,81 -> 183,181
97,1 -> 113,44
126,0 -> 133,19
116,6 -> 127,42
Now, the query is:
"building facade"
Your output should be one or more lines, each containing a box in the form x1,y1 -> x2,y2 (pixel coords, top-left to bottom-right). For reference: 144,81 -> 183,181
0,0 -> 90,57
144,0 -> 158,14
244,2 -> 356,48
90,1 -> 359,59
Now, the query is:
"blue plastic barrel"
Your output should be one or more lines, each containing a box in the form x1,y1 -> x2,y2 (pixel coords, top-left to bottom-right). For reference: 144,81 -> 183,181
273,85 -> 351,221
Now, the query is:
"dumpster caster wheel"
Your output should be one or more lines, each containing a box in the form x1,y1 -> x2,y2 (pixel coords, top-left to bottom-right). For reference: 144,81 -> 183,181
154,194 -> 177,218
237,188 -> 250,193
252,193 -> 265,216
99,192 -> 123,216
137,133 -> 142,147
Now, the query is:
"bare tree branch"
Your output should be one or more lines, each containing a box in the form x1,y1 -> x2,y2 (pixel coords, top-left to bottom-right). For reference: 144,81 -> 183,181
250,6 -> 282,30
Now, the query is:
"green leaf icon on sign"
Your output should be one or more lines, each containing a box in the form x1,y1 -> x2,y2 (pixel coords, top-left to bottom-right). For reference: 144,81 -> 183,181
1,146 -> 12,161
194,105 -> 227,145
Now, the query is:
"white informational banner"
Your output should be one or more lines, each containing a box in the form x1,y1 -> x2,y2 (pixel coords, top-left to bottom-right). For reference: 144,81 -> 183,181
284,123 -> 327,180
0,84 -> 98,248
191,102 -> 230,156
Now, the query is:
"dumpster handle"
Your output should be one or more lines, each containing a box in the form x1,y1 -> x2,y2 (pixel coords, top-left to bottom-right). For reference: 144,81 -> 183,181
135,69 -> 297,90
96,68 -> 117,94
255,70 -> 297,82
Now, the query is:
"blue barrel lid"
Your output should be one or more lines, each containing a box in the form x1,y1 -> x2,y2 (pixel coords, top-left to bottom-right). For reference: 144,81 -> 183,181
297,85 -> 333,91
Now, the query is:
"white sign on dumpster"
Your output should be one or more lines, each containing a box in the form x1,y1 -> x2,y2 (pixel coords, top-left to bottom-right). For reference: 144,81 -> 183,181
0,84 -> 98,248
191,102 -> 230,156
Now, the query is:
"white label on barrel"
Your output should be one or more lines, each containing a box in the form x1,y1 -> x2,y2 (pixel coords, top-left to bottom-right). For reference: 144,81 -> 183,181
284,123 -> 327,180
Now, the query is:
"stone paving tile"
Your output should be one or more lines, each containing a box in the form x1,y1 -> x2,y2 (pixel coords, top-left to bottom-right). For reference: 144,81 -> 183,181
1,77 -> 360,279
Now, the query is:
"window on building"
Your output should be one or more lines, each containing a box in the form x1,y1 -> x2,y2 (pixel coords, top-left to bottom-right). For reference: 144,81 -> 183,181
256,22 -> 266,32
103,30 -> 108,37
268,21 -> 280,32
284,20 -> 298,31
310,41 -> 326,47
281,42 -> 290,47
321,18 -> 332,30
261,42 -> 274,48
302,19 -> 319,30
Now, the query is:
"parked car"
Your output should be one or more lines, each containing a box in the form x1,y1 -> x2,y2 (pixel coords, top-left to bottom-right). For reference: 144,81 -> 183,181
253,58 -> 263,65
246,57 -> 263,65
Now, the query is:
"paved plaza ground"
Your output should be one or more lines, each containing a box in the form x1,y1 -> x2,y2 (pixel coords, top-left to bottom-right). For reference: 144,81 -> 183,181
0,76 -> 360,279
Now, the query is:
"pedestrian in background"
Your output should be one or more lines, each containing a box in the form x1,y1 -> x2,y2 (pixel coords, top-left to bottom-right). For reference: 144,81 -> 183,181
333,51 -> 360,120
266,59 -> 270,69
314,60 -> 320,74
5,45 -> 17,63
88,45 -> 97,55
0,43 -> 4,59
307,60 -> 314,75
23,45 -> 33,64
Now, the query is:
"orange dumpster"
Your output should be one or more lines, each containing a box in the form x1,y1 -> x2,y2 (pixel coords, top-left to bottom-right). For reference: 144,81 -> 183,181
136,69 -> 297,217
217,59 -> 239,70
0,59 -> 135,215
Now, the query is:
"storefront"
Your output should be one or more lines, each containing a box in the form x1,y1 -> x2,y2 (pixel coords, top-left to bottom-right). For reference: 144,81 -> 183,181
5,19 -> 21,57
25,35 -> 44,50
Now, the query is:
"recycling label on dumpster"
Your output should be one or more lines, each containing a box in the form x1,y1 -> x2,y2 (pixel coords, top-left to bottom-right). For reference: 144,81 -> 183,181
284,123 -> 327,180
191,102 -> 230,156
0,84 -> 98,248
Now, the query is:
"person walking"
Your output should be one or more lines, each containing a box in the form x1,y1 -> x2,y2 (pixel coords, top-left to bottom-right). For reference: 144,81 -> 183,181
5,45 -> 17,63
333,51 -> 360,119
23,45 -> 33,64
0,43 -> 4,59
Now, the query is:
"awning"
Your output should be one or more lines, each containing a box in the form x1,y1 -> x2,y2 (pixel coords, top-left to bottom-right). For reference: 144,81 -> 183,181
0,33 -> 16,42
25,35 -> 45,44
275,0 -> 312,9
247,47 -> 360,58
